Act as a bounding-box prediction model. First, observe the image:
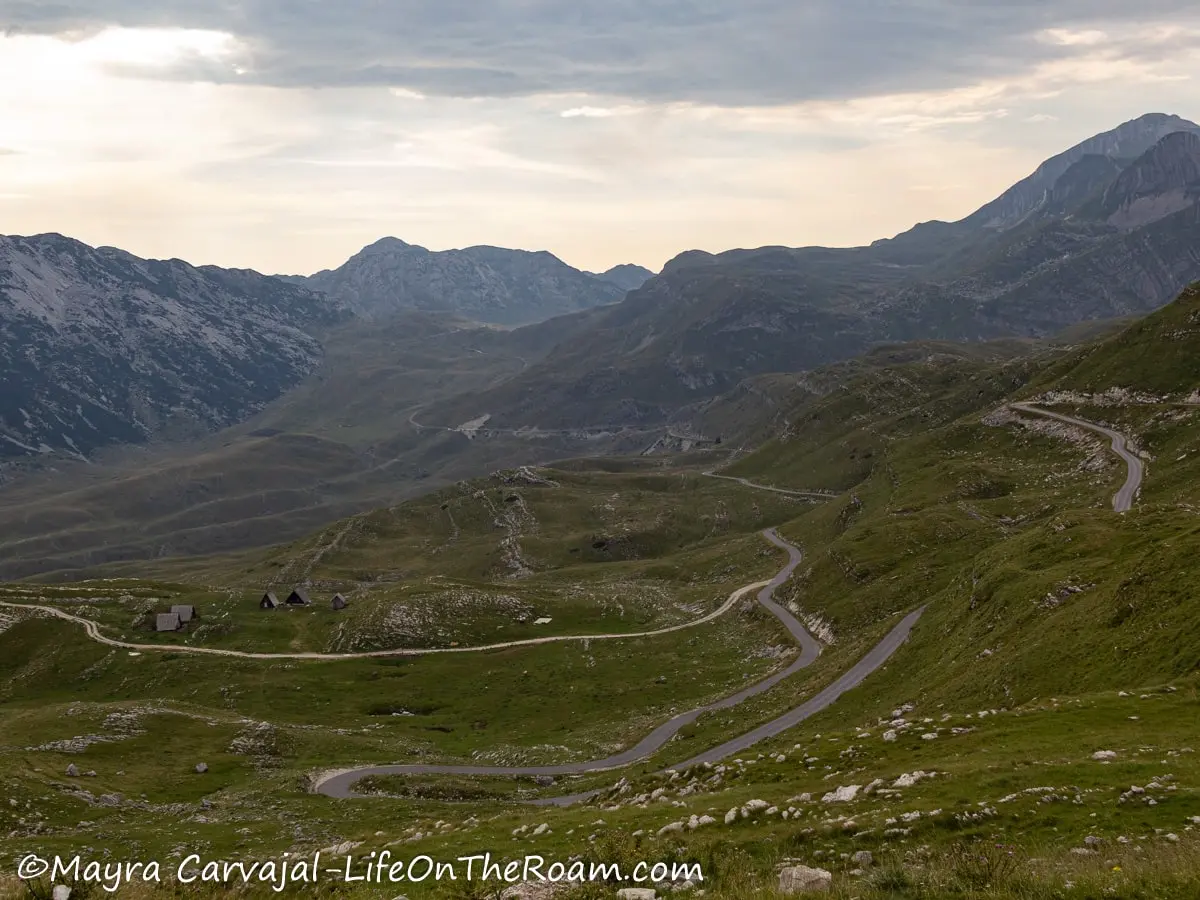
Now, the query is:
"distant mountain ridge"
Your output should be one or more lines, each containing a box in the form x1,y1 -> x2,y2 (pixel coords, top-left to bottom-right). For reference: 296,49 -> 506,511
590,263 -> 656,292
293,238 -> 651,326
421,113 -> 1200,429
0,233 -> 347,462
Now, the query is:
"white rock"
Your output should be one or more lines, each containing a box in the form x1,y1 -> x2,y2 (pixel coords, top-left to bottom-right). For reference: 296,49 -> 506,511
656,822 -> 684,837
617,889 -> 657,900
724,808 -> 738,825
695,815 -> 716,827
1092,750 -> 1118,760
743,799 -> 770,814
882,730 -> 897,742
851,850 -> 873,867
778,865 -> 832,894
531,823 -> 550,836
821,785 -> 860,803
53,887 -> 72,900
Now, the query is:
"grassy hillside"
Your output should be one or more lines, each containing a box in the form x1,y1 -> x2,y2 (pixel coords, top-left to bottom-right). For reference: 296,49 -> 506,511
6,291 -> 1200,897
1023,283 -> 1200,397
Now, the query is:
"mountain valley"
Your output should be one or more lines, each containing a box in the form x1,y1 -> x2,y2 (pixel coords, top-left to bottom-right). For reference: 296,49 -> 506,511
3,112 -> 1200,900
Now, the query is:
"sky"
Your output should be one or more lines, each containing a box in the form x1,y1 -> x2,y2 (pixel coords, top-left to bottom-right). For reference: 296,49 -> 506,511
1,2 -> 1199,275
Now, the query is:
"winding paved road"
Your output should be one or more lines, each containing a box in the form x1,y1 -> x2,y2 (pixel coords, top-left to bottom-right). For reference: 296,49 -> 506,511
315,529 -> 925,803
1011,403 -> 1143,512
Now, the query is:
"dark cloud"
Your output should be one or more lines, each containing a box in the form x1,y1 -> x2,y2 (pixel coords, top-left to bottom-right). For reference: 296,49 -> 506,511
3,0 -> 1200,104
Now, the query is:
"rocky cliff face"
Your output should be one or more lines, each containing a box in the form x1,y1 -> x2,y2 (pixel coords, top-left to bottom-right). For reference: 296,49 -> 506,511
0,233 -> 346,461
298,237 -> 629,326
964,113 -> 1200,229
1098,131 -> 1200,229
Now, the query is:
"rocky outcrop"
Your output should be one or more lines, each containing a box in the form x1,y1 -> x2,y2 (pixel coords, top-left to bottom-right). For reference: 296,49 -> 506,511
778,865 -> 832,894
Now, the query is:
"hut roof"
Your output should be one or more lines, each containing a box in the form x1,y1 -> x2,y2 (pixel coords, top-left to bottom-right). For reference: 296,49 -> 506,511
260,592 -> 279,609
170,604 -> 195,622
286,588 -> 312,605
331,593 -> 348,610
155,612 -> 182,632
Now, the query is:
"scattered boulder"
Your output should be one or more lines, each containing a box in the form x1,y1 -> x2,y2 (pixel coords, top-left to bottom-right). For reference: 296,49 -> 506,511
617,889 -> 656,900
852,850 -> 873,867
531,823 -> 550,836
65,764 -> 80,778
1092,750 -> 1118,761
195,763 -> 208,774
52,887 -> 72,900
533,775 -> 555,787
778,865 -> 832,894
821,785 -> 860,803
656,822 -> 684,837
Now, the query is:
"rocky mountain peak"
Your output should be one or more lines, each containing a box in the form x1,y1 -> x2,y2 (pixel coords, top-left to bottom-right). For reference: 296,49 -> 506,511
296,238 -> 632,326
591,263 -> 656,292
964,112 -> 1200,230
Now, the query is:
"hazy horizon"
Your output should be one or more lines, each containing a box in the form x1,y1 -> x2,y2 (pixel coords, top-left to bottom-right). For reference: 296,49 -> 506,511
2,2 -> 1199,274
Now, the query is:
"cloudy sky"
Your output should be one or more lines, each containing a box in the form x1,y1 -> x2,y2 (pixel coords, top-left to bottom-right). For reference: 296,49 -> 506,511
1,2 -> 1199,274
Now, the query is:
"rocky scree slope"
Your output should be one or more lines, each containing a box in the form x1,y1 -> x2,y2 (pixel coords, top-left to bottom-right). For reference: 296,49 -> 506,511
0,233 -> 347,462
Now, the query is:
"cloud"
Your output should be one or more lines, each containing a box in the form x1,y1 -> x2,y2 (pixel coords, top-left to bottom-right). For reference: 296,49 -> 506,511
1,3 -> 1199,276
1,1 -> 1198,105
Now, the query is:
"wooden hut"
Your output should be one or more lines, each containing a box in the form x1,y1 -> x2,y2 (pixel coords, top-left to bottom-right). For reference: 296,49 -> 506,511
171,604 -> 196,623
260,592 -> 279,610
286,588 -> 312,606
155,612 -> 182,632
331,593 -> 348,611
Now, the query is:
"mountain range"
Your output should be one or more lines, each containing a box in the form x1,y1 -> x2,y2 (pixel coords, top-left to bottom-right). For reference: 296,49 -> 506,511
288,237 -> 654,326
0,233 -> 347,461
2,111 -> 1200,574
421,113 -> 1200,429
